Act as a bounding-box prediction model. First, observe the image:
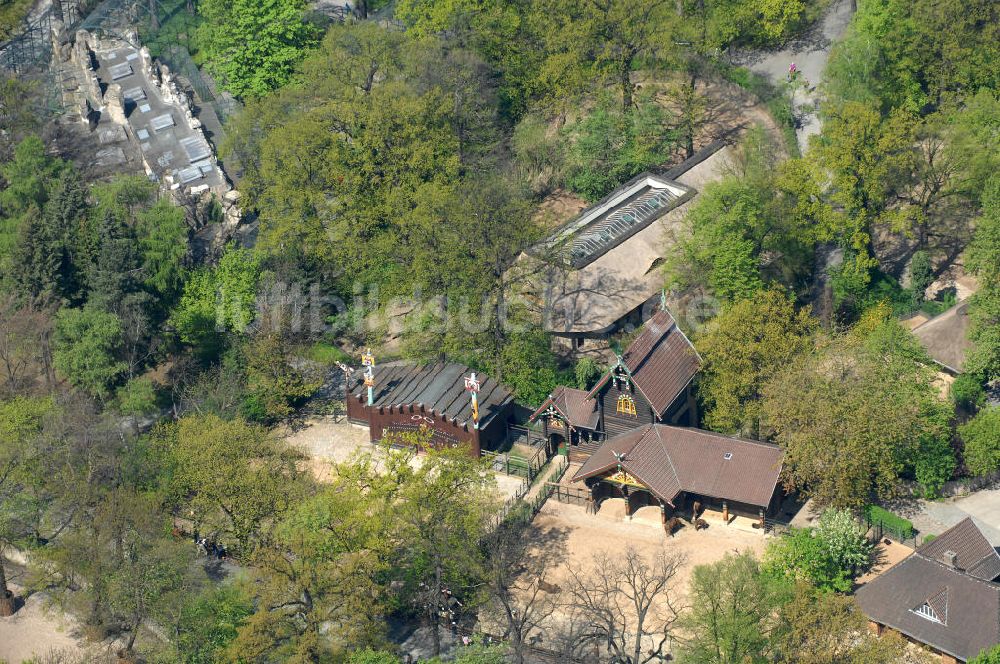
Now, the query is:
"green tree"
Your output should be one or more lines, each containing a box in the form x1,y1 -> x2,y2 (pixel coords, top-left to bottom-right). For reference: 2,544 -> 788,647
951,373 -> 986,412
574,357 -> 602,390
762,312 -> 952,508
0,396 -> 54,615
389,437 -> 497,656
137,199 -> 189,304
965,177 -> 1000,382
972,644 -> 1000,664
666,132 -> 825,301
101,491 -> 197,656
0,136 -> 66,271
775,583 -> 910,663
535,0 -> 678,112
763,527 -> 852,593
695,291 -> 816,438
170,584 -> 254,664
228,486 -> 385,661
811,102 -> 918,298
678,551 -> 790,664
52,307 -> 127,400
170,246 -> 262,360
115,376 -> 159,420
14,170 -> 86,302
561,93 -> 678,201
825,0 -> 1000,113
154,414 -> 307,555
908,250 -> 933,305
240,333 -> 322,423
196,0 -> 320,99
960,408 -> 1000,478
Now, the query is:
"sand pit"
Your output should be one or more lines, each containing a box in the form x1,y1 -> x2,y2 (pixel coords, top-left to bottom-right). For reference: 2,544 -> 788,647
288,416 -> 530,501
0,586 -> 86,663
525,499 -> 770,602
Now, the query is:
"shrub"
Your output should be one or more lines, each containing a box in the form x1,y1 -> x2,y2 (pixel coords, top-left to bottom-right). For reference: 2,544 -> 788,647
908,250 -> 934,304
763,527 -> 852,592
814,508 -> 873,572
863,505 -> 914,540
952,373 -> 987,412
960,407 -> 1000,477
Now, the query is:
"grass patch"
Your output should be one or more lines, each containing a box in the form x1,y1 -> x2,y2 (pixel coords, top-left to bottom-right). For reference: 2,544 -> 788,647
306,341 -> 351,366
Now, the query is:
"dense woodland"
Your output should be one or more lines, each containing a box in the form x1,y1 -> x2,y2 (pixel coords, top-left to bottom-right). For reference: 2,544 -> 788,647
0,0 -> 999,661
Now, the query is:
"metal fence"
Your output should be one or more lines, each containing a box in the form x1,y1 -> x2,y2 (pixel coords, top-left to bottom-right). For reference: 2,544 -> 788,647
547,482 -> 591,508
483,445 -> 547,481
0,0 -> 88,74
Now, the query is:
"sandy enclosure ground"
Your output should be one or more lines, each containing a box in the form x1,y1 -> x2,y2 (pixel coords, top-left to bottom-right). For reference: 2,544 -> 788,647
286,416 -> 528,501
0,582 -> 87,663
856,539 -> 914,585
478,497 -> 772,654
526,499 -> 770,600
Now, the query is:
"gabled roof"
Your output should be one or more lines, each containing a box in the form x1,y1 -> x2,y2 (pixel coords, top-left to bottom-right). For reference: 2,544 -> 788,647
586,309 -> 701,417
349,362 -> 513,429
528,386 -> 600,430
856,553 -> 1000,661
571,424 -> 783,508
531,143 -> 736,335
918,517 -> 1000,582
911,301 -> 973,374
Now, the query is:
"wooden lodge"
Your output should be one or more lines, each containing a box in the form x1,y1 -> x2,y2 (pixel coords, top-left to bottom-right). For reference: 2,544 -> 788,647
572,423 -> 784,527
528,308 -> 700,462
346,362 -> 514,456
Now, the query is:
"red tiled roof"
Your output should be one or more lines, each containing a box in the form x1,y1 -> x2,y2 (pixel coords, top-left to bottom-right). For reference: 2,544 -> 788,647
571,424 -> 783,508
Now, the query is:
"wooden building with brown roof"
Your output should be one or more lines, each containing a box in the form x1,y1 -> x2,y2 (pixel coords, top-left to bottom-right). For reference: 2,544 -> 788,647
528,308 -> 700,460
571,423 -> 785,527
857,517 -> 1000,662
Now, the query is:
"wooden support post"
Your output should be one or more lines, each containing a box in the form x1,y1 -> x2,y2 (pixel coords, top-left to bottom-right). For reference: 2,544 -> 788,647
722,501 -> 729,524
759,508 -> 765,530
624,489 -> 632,518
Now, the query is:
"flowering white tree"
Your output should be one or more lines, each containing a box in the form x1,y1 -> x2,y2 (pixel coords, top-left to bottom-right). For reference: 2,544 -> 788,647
815,507 -> 872,573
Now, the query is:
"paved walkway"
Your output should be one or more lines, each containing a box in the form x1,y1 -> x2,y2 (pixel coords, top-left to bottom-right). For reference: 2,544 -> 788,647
736,0 -> 856,152
884,485 -> 1000,547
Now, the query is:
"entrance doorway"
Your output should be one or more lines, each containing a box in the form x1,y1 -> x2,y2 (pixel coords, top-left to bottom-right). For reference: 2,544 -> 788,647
547,432 -> 565,458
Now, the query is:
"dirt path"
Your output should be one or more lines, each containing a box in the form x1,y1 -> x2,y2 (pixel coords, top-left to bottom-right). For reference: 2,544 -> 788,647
736,0 -> 856,152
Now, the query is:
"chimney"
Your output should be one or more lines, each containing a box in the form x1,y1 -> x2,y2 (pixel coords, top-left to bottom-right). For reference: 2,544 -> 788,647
943,551 -> 958,568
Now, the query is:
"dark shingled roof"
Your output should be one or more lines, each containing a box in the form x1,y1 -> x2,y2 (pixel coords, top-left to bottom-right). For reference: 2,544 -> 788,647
349,362 -> 513,429
856,551 -> 1000,661
918,517 -> 1000,582
571,424 -> 783,508
586,309 -> 701,417
529,386 -> 600,430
